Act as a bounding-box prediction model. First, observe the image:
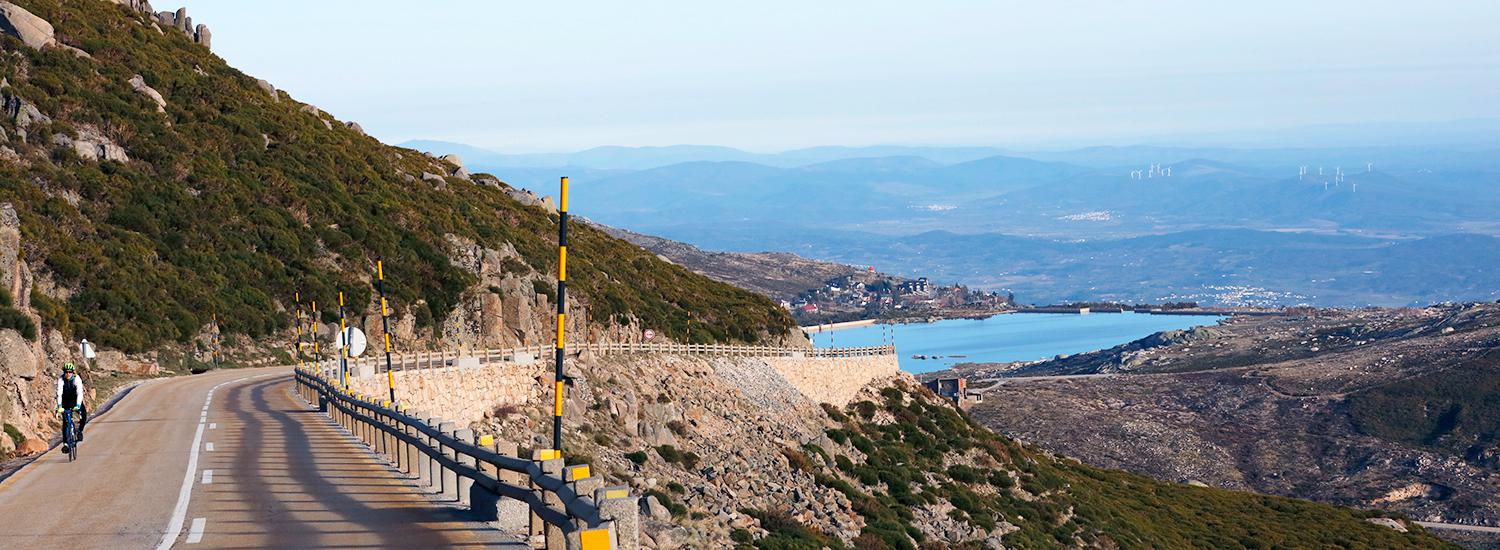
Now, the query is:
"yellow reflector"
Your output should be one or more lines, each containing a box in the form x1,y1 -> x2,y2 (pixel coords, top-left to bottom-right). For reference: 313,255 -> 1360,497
579,527 -> 611,550
570,465 -> 591,480
479,435 -> 494,446
603,488 -> 628,499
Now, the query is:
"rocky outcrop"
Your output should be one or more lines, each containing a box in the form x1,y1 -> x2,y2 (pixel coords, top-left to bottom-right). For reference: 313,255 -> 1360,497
4,91 -> 51,143
128,74 -> 167,113
150,6 -> 209,49
92,349 -> 160,376
51,126 -> 129,162
255,79 -> 278,102
299,104 -> 334,130
0,1 -> 55,50
503,187 -> 558,213
1,203 -> 20,296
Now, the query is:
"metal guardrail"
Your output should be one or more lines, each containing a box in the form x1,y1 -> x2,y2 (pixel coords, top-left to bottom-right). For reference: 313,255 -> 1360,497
316,343 -> 897,376
293,368 -> 637,550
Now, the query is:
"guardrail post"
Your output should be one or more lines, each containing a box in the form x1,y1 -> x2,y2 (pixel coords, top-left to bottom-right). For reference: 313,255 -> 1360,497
455,428 -> 475,507
397,408 -> 414,476
375,408 -> 389,461
490,438 -> 529,531
540,457 -> 566,550
414,412 -> 432,487
596,487 -> 638,550
562,465 -> 608,550
470,434 -> 502,522
439,421 -> 458,502
528,451 -> 551,546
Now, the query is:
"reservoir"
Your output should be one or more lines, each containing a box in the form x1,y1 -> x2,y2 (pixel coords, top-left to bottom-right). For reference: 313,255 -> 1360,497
806,312 -> 1225,373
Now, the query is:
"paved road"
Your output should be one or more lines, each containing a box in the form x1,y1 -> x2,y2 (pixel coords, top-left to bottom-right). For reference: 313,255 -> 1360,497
0,367 -> 523,549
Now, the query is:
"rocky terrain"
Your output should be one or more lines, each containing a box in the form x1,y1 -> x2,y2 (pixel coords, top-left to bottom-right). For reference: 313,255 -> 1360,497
937,304 -> 1500,544
465,349 -> 1457,548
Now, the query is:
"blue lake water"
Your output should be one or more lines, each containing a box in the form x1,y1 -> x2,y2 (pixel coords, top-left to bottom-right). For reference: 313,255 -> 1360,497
807,312 -> 1225,373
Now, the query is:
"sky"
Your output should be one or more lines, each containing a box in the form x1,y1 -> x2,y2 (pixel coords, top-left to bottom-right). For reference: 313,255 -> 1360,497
188,1 -> 1500,153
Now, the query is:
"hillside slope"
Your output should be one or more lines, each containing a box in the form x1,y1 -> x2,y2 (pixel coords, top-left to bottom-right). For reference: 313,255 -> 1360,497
953,305 -> 1500,533
0,0 -> 789,453
601,225 -> 860,301
0,0 -> 790,348
474,352 -> 1457,548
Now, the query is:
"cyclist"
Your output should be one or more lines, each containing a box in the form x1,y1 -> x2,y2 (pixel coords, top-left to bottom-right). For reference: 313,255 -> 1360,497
55,363 -> 86,452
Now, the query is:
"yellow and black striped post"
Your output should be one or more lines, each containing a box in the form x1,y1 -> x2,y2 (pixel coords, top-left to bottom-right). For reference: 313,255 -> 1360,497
312,300 -> 321,377
211,313 -> 221,366
553,176 -> 569,454
377,261 -> 396,404
295,291 -> 305,370
338,291 -> 349,390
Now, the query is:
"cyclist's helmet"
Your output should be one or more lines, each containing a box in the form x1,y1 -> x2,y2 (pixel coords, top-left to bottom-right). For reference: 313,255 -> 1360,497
63,363 -> 76,373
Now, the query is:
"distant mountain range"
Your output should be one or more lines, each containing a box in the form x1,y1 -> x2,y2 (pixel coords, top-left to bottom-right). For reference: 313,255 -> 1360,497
401,138 -> 1500,307
400,140 -> 1008,170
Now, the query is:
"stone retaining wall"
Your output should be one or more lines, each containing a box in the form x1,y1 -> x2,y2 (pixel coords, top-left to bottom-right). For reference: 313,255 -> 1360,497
763,354 -> 902,406
345,362 -> 546,425
345,352 -> 901,426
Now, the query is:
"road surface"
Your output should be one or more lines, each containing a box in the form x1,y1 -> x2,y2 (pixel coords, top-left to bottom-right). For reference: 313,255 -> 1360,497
0,366 -> 523,549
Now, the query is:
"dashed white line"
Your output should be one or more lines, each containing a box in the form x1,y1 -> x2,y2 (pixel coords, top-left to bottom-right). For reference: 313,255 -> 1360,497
186,518 -> 205,544
208,423 -> 216,430
155,372 -> 277,550
201,470 -> 213,485
204,442 -> 214,452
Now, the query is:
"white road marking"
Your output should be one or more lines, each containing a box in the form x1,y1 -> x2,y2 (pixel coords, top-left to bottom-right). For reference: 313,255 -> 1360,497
208,423 -> 216,429
201,470 -> 213,485
186,518 -> 206,544
204,442 -> 214,452
155,372 -> 278,550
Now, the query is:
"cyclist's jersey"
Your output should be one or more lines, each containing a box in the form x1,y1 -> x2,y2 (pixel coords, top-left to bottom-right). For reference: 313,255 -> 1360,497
56,374 -> 84,409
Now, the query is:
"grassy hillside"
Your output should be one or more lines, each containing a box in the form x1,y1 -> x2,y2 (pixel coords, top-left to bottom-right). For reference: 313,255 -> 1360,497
0,0 -> 790,351
752,383 -> 1455,549
1350,351 -> 1500,467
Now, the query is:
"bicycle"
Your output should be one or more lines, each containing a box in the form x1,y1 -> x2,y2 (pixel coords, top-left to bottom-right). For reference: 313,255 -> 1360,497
59,407 -> 79,462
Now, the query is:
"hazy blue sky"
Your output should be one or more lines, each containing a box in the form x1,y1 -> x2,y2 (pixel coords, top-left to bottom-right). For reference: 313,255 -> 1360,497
188,1 -> 1499,152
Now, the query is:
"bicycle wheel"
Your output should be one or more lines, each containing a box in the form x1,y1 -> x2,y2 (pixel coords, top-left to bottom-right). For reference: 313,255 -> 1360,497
64,414 -> 77,462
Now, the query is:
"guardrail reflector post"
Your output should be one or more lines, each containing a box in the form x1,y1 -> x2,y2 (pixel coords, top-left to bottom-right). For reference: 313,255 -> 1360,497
596,489 -> 638,550
579,527 -> 614,550
564,464 -> 591,482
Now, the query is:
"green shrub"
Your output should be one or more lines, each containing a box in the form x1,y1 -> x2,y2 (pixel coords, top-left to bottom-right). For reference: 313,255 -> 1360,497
3,423 -> 23,450
645,489 -> 688,517
655,444 -> 682,463
781,447 -> 815,473
0,307 -> 36,340
624,450 -> 648,465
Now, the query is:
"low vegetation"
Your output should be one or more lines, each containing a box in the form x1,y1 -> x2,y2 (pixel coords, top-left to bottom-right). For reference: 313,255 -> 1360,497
0,0 -> 791,353
1349,352 -> 1500,466
748,383 -> 1455,549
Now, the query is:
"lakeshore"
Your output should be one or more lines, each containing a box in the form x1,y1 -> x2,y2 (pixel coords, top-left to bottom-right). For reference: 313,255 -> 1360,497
807,312 -> 1226,373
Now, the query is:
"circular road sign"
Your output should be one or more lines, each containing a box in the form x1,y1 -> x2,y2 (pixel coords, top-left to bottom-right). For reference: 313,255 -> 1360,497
337,327 -> 368,357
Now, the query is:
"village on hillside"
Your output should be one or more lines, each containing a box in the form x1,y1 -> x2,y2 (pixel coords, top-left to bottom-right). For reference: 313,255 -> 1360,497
786,268 -> 1013,325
